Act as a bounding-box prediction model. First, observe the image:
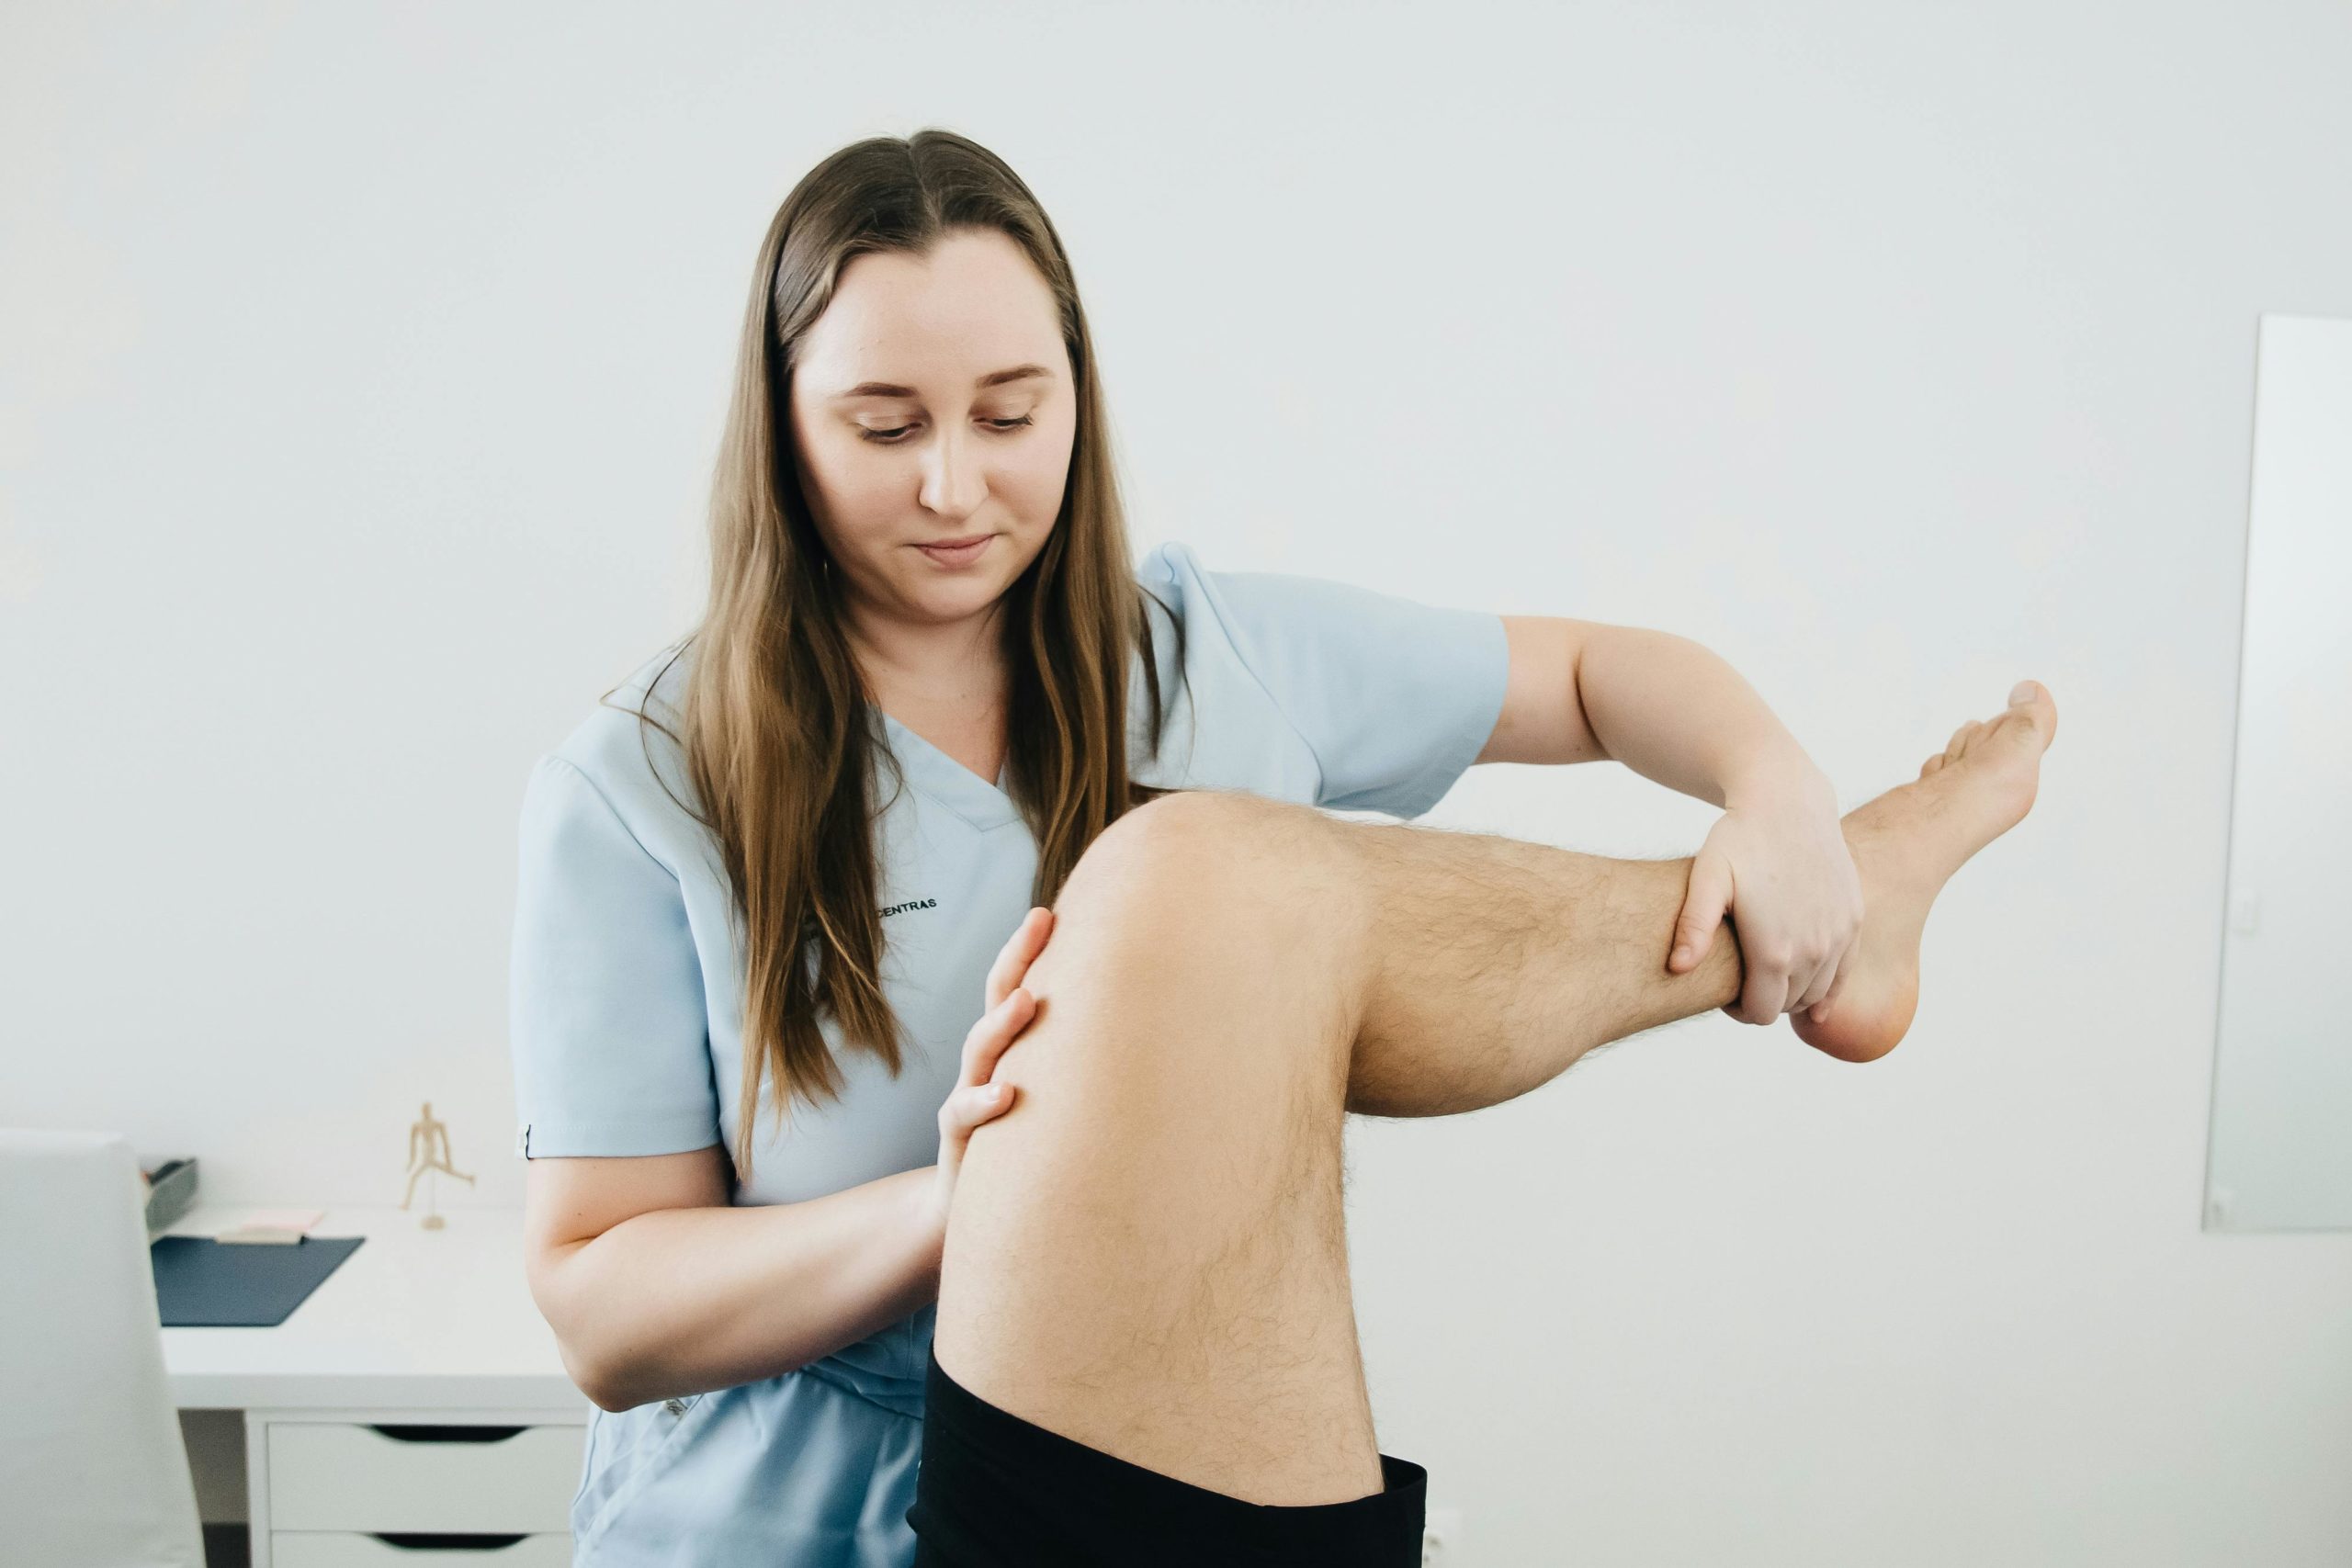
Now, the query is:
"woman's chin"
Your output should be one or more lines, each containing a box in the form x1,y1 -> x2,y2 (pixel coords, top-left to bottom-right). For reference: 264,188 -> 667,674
899,576 -> 1005,623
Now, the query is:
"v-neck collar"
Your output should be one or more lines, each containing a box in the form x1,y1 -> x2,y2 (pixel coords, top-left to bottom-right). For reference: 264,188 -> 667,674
876,710 -> 1021,831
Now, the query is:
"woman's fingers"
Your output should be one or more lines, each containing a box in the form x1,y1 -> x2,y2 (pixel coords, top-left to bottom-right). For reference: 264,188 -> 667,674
942,1078 -> 1016,1134
936,946 -> 1045,1221
1749,968 -> 1796,1029
971,988 -> 1032,1081
983,907 -> 1055,1010
980,910 -> 1033,1010
938,1055 -> 1013,1125
1785,947 -> 1826,1016
1791,963 -> 1830,1017
1795,940 -> 1848,1015
1807,943 -> 1853,1021
956,985 -> 1036,1086
980,914 -> 1025,1010
944,907 -> 1052,1160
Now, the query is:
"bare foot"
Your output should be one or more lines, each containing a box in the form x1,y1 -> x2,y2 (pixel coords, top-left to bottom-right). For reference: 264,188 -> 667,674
1791,680 -> 2059,1063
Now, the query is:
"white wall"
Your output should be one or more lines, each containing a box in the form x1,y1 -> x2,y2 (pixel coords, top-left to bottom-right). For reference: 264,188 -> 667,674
6,2 -> 2348,1562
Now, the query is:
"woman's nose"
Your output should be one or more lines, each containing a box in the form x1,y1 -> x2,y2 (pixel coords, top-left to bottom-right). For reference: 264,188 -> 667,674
922,428 -> 989,513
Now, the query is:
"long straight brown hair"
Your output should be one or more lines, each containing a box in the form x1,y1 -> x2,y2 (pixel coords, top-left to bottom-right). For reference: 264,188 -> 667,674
623,130 -> 1189,1185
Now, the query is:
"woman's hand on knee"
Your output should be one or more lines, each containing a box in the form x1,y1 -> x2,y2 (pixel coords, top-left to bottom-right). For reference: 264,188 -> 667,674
928,905 -> 1054,1231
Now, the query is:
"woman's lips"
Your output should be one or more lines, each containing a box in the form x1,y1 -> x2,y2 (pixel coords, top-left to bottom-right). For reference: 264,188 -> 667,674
915,536 -> 993,567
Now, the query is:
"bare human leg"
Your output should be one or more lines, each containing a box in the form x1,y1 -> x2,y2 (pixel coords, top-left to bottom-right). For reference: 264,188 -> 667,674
932,682 -> 2057,1506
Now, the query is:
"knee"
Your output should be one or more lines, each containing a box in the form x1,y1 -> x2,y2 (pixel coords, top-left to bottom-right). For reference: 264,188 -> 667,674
1046,789 -> 1361,958
1003,792 -> 1374,1107
1058,789 -> 1315,911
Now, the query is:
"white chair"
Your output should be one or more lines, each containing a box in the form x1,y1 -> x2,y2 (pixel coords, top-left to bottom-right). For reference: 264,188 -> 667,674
0,1128 -> 206,1567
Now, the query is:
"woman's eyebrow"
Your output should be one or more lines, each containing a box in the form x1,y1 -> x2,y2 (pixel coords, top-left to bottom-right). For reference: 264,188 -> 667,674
828,364 -> 1054,400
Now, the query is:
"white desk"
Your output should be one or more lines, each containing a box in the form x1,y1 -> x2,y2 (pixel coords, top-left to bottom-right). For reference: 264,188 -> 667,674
160,1205 -> 592,1568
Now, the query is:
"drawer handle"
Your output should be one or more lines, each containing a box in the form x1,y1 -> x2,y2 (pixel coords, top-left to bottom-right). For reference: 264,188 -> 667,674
365,1425 -> 528,1444
368,1535 -> 529,1552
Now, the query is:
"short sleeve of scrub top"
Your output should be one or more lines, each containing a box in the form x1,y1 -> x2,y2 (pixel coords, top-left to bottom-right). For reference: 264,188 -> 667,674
505,543 -> 1508,1567
1131,540 -> 1508,818
509,752 -> 719,1160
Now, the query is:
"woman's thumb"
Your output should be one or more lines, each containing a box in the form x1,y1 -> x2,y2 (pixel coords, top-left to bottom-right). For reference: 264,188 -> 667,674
1672,853 -> 1729,972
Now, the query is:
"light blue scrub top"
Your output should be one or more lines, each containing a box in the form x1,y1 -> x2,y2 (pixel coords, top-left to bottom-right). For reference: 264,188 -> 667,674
507,540 -> 1509,1566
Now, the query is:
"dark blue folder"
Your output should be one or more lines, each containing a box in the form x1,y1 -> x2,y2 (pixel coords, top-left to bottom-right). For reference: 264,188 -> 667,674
150,1235 -> 366,1326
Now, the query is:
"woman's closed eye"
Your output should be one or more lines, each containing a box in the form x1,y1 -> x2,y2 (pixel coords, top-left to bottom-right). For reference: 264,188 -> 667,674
860,415 -> 1036,446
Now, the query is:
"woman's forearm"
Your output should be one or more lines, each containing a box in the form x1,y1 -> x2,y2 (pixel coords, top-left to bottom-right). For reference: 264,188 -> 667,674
1576,625 -> 1826,808
545,1164 -> 944,1412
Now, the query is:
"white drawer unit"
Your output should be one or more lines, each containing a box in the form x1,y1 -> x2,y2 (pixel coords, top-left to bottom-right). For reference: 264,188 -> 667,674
245,1408 -> 588,1568
270,1534 -> 574,1566
267,1421 -> 583,1531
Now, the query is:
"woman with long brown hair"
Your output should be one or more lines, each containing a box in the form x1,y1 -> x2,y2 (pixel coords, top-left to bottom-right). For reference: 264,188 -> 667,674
509,126 -> 1895,1564
508,124 -> 1492,1562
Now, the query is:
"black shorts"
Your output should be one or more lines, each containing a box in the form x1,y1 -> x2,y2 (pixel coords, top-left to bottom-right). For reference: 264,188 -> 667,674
906,1345 -> 1429,1567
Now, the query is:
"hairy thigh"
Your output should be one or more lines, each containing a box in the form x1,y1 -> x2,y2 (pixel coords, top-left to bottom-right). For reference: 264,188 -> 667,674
930,788 -> 1385,1495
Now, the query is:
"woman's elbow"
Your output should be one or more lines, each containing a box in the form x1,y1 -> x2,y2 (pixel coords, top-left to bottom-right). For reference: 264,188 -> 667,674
526,1243 -> 630,1412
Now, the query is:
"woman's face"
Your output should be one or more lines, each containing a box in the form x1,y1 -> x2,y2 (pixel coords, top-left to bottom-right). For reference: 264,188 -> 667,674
786,228 -> 1076,661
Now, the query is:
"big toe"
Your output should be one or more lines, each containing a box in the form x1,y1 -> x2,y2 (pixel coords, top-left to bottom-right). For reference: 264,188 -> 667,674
2006,680 -> 2058,750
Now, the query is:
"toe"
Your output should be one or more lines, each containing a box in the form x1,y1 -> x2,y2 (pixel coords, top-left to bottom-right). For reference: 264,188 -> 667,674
2008,681 -> 2058,743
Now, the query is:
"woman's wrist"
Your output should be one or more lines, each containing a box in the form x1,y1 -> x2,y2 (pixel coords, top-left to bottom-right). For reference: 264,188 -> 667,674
1723,750 -> 1835,815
